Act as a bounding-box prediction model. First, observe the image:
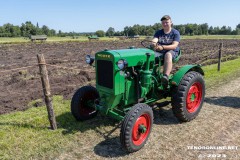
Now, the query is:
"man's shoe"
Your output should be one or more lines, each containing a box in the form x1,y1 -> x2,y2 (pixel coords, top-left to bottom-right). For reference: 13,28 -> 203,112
161,74 -> 169,89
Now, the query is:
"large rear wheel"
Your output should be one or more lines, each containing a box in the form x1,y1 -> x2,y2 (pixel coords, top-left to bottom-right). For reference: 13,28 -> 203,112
71,86 -> 99,121
120,103 -> 153,152
171,71 -> 205,122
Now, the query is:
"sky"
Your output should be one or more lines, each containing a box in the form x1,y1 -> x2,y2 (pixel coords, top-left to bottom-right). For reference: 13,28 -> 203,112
1,0 -> 240,32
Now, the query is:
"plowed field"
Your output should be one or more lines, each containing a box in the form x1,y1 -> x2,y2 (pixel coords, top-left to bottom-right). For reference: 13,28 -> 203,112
0,39 -> 240,114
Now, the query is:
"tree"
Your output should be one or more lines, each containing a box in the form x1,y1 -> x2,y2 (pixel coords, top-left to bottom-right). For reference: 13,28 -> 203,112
49,29 -> 56,36
12,26 -> 21,37
219,26 -> 232,35
0,26 -> 4,37
185,24 -> 194,35
26,21 -> 37,35
200,23 -> 209,35
36,22 -> 43,35
127,26 -> 134,36
123,26 -> 130,36
174,25 -> 186,35
152,23 -> 162,31
236,28 -> 240,35
192,24 -> 199,35
20,21 -> 36,37
95,30 -> 105,37
3,23 -> 13,37
42,25 -> 50,35
236,24 -> 240,29
0,21 -> 57,37
58,30 -> 65,37
231,28 -> 240,35
142,26 -> 155,36
106,27 -> 115,37
127,24 -> 142,36
113,31 -> 124,36
208,26 -> 214,35
131,24 -> 141,35
0,23 -> 21,37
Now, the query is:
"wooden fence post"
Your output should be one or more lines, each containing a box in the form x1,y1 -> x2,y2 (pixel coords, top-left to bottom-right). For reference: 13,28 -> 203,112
218,42 -> 223,71
37,54 -> 57,130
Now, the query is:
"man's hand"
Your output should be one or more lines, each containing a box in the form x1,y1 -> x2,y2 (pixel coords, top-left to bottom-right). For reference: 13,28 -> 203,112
150,43 -> 156,50
155,45 -> 164,51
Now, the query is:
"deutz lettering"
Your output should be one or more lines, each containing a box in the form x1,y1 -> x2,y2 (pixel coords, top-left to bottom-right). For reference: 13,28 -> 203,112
98,54 -> 111,58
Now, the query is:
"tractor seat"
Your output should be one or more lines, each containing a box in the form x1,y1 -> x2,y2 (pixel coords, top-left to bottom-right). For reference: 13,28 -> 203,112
155,50 -> 182,65
173,50 -> 181,63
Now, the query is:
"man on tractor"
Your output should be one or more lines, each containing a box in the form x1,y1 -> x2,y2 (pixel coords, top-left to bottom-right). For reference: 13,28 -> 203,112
152,15 -> 181,88
72,15 -> 205,153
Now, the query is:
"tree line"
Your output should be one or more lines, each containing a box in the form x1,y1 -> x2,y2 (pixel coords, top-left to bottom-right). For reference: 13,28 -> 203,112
0,21 -> 240,37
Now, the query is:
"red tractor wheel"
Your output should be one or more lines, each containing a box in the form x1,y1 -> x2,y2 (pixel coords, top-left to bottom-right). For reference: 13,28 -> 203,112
71,86 -> 99,121
171,71 -> 205,122
120,103 -> 153,152
186,82 -> 203,113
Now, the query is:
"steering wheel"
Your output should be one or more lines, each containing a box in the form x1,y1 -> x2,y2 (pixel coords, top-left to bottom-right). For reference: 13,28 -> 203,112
141,40 -> 157,50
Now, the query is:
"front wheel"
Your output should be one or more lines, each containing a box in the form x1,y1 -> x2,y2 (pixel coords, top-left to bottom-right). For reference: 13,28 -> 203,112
171,71 -> 205,122
71,86 -> 99,121
120,103 -> 153,152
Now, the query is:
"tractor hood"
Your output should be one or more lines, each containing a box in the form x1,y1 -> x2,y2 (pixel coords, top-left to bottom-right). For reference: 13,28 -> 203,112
95,48 -> 155,67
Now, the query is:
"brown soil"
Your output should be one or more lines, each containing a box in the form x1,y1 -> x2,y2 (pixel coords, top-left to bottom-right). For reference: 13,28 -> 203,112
0,39 -> 240,114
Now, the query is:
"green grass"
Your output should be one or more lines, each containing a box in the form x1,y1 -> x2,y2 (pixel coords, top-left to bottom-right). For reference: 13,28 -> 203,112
0,36 -> 121,44
182,35 -> 240,39
1,58 -> 240,159
0,37 -> 29,43
0,96 -> 73,159
1,35 -> 240,44
0,36 -> 89,44
0,96 -> 116,160
203,58 -> 240,88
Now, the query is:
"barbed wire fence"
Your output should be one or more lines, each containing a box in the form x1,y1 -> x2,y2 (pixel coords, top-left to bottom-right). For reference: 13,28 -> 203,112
181,42 -> 240,68
0,55 -> 95,129
0,41 -> 239,87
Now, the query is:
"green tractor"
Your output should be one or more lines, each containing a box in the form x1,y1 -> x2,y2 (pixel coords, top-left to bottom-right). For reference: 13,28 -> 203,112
71,40 -> 205,152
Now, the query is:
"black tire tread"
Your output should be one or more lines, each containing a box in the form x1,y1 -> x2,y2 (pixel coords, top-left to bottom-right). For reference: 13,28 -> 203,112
171,71 -> 205,122
120,103 -> 153,152
71,86 -> 99,121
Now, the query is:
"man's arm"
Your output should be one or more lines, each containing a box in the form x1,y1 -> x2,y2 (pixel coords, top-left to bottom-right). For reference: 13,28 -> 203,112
154,41 -> 179,51
152,37 -> 158,44
161,41 -> 179,50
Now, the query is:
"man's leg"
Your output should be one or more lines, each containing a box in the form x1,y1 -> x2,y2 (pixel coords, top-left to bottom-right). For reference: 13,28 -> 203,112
161,51 -> 173,89
163,52 -> 173,76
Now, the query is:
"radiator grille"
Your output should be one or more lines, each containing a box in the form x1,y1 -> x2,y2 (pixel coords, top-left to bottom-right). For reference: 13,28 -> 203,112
97,60 -> 113,89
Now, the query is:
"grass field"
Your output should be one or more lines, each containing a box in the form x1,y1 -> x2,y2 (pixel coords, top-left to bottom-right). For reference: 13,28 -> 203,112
0,36 -> 119,44
0,57 -> 240,159
1,35 -> 240,44
181,35 -> 240,39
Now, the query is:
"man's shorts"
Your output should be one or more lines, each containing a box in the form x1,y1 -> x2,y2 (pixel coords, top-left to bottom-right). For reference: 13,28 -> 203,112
155,50 -> 179,60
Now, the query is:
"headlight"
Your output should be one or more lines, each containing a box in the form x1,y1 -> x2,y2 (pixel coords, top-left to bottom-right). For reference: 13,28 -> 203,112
85,55 -> 94,65
117,59 -> 128,70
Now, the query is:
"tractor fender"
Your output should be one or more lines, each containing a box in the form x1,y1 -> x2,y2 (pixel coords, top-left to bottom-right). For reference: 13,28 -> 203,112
171,65 -> 204,86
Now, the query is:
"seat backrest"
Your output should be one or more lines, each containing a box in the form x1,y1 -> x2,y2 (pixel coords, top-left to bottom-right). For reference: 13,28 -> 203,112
173,50 -> 181,63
